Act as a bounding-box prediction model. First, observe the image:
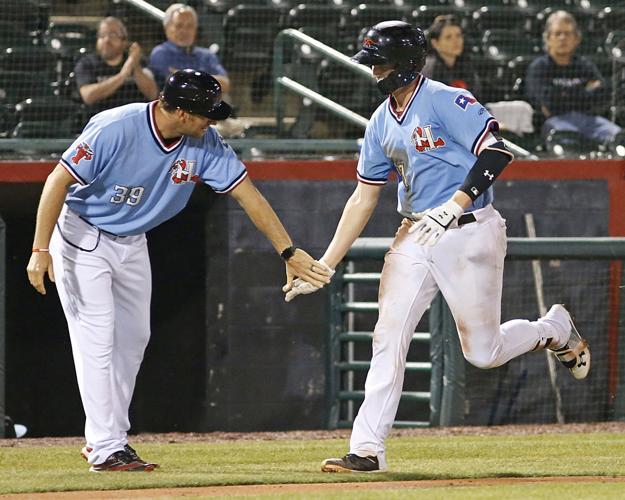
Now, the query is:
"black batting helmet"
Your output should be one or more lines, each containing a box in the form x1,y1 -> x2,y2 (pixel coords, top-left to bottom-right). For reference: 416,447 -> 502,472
352,20 -> 427,94
160,69 -> 232,120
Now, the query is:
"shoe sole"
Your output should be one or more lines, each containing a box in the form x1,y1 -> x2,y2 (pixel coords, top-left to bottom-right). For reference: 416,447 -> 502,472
321,461 -> 382,473
89,463 -> 156,473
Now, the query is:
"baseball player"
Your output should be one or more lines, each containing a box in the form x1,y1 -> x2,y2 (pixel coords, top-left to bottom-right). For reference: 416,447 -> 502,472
26,69 -> 331,472
283,21 -> 591,473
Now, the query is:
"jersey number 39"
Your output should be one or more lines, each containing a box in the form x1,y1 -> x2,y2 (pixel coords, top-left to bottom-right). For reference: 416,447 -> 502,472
110,184 -> 145,206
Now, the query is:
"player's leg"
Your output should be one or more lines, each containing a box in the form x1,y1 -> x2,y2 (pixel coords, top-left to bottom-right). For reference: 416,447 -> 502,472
49,210 -> 122,466
433,206 -> 572,369
323,221 -> 438,472
110,236 -> 155,466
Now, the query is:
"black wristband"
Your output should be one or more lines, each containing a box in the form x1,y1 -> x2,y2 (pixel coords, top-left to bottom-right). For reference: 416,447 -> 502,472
280,246 -> 297,261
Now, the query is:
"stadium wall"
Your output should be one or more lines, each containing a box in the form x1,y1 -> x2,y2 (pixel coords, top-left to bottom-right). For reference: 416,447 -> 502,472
0,159 -> 623,435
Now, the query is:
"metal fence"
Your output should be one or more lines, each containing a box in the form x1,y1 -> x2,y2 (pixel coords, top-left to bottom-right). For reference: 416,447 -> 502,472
326,236 -> 625,429
0,0 -> 623,159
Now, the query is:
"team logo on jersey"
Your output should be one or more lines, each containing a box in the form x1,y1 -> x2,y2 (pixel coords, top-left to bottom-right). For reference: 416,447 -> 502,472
70,142 -> 93,165
363,38 -> 376,48
170,159 -> 199,184
411,125 -> 445,153
454,94 -> 477,110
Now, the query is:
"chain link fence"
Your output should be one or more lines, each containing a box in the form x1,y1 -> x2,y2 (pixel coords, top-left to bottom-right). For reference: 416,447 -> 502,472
0,0 -> 623,158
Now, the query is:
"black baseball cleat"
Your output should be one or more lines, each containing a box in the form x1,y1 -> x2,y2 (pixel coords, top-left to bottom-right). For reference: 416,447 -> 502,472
321,453 -> 380,473
82,444 -> 159,469
124,444 -> 159,469
89,449 -> 156,472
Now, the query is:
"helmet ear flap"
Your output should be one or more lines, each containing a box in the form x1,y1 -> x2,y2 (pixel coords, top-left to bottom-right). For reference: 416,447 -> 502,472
376,65 -> 419,94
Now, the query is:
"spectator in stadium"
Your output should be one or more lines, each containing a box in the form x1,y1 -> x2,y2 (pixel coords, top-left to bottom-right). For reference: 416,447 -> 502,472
421,15 -> 482,99
75,17 -> 158,118
526,10 -> 622,148
149,4 -> 230,93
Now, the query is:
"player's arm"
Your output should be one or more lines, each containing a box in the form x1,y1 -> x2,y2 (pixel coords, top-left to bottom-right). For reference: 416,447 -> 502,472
228,176 -> 331,288
283,182 -> 382,302
321,182 -> 383,269
411,133 -> 513,246
26,164 -> 75,295
457,133 -> 514,203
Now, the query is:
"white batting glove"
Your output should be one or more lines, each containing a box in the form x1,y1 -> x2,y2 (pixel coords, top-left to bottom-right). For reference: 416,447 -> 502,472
409,200 -> 464,246
283,259 -> 335,302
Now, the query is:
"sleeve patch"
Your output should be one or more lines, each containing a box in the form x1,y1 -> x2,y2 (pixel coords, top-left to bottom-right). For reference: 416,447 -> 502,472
69,142 -> 94,165
454,94 -> 477,110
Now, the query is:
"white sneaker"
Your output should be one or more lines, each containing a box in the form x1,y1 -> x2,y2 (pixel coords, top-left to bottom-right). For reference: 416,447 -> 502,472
545,305 -> 591,380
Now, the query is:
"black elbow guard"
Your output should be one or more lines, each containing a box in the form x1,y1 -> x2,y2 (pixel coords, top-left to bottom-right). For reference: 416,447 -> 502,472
459,141 -> 513,201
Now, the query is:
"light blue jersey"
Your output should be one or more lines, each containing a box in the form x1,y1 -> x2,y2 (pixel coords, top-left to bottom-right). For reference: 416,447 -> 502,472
60,101 -> 247,236
357,76 -> 498,216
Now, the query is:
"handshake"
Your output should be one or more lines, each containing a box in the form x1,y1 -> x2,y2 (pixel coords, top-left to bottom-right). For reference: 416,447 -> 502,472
283,259 -> 335,302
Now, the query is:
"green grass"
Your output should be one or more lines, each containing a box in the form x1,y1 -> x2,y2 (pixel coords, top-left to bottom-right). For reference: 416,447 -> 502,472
0,431 -> 624,496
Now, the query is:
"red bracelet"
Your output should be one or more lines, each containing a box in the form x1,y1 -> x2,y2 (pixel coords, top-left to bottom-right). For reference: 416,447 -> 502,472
32,248 -> 50,253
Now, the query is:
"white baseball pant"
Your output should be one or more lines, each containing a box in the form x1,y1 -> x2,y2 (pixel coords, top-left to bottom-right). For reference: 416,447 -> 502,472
49,206 -> 151,465
350,205 -> 556,468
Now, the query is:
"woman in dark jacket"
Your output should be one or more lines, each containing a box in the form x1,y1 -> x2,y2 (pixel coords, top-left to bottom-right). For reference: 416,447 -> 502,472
421,15 -> 482,99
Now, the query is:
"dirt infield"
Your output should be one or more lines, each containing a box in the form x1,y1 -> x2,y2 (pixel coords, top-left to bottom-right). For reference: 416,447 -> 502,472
2,476 -> 625,499
3,421 -> 625,449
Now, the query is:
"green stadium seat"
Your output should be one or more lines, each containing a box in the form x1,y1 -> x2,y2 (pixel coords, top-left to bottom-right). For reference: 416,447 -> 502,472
515,0 -> 578,10
0,71 -> 54,105
0,46 -> 57,74
544,129 -> 602,158
12,96 -> 77,138
481,29 -> 541,62
45,23 -> 96,56
222,5 -> 284,70
597,7 -> 625,33
285,4 -> 346,49
0,22 -> 36,47
410,5 -> 470,34
0,104 -> 17,137
4,0 -> 49,33
344,4 -> 409,38
471,5 -> 534,35
605,30 -> 625,59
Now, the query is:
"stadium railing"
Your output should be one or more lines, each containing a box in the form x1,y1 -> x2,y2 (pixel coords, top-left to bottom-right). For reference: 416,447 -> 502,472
273,28 -> 537,159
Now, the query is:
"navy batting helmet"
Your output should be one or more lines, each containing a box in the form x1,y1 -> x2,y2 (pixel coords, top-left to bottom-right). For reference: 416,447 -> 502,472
161,69 -> 232,120
352,20 -> 427,94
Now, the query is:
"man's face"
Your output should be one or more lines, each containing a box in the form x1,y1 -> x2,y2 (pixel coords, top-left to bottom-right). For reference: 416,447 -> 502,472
165,10 -> 197,48
96,21 -> 127,61
372,64 -> 394,82
177,110 -> 216,138
546,20 -> 580,59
